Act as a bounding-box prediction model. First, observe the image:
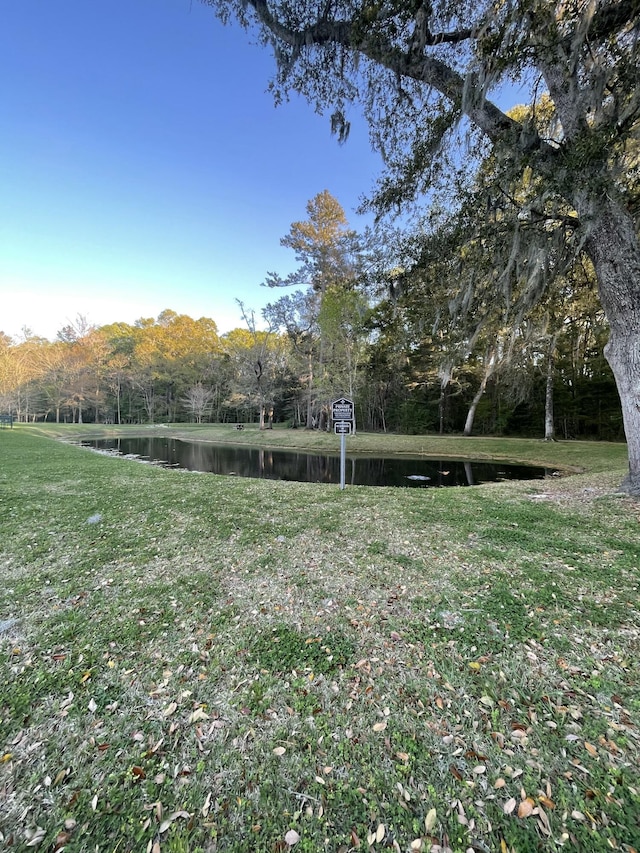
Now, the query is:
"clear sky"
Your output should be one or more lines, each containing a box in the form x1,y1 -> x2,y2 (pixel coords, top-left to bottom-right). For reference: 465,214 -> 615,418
1,0 -> 384,341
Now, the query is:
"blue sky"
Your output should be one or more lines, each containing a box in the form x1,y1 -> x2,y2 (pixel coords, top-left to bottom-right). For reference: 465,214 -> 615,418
1,0 -> 384,340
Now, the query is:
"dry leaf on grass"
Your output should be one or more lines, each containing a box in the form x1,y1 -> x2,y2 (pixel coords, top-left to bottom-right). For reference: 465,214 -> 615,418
425,808 -> 437,832
159,811 -> 191,834
503,798 -> 517,815
188,707 -> 209,723
284,829 -> 300,846
517,798 -> 536,818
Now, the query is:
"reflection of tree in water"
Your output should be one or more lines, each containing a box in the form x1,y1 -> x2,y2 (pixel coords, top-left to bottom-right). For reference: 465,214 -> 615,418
87,439 -> 546,487
464,462 -> 475,486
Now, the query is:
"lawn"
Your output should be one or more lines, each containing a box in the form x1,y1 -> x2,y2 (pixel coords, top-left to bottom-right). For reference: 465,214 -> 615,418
1,425 -> 638,852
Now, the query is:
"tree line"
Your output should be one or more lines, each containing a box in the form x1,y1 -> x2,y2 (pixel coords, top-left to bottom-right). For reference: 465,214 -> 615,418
0,191 -> 621,439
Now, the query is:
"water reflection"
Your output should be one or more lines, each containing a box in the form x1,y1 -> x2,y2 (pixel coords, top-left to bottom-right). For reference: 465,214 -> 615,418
83,436 -> 549,488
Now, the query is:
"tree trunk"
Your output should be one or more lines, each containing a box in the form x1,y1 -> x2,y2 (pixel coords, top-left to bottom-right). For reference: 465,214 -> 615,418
464,348 -> 497,437
463,375 -> 490,437
583,197 -> 640,494
306,351 -> 314,428
463,388 -> 482,437
544,334 -> 558,442
438,383 -> 447,435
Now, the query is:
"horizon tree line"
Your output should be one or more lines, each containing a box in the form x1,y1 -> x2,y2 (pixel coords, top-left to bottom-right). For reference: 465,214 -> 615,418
0,190 -> 622,441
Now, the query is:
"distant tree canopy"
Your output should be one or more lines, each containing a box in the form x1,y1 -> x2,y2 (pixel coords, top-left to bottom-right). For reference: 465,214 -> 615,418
200,0 -> 640,491
0,275 -> 620,440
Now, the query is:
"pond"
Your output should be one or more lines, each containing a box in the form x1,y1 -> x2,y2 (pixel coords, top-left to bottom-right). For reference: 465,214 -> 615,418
81,436 -> 550,488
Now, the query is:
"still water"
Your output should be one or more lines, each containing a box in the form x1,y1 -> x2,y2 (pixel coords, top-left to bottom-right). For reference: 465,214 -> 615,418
82,436 -> 549,488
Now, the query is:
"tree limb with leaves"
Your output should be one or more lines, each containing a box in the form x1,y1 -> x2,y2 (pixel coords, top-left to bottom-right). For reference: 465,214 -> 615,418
202,0 -> 640,491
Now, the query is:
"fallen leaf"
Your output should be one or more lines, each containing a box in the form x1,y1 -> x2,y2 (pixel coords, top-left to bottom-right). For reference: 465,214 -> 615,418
537,805 -> 552,836
159,811 -> 190,834
376,823 -> 385,842
162,702 -> 177,718
425,807 -> 437,832
284,829 -> 300,846
53,768 -> 68,785
88,698 -> 97,713
504,798 -> 517,815
188,708 -> 209,723
202,792 -> 212,817
273,747 -> 286,756
372,721 -> 387,733
53,831 -> 72,852
25,827 -> 46,847
518,798 -> 535,818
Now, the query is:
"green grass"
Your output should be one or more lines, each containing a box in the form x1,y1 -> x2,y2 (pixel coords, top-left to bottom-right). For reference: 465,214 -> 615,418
0,424 -> 638,852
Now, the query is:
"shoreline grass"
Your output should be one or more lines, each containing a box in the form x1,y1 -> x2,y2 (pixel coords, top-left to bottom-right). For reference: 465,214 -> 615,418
1,426 -> 638,852
24,421 -> 630,474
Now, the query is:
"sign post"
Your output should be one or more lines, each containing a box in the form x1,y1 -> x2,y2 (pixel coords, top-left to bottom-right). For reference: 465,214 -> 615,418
332,398 -> 354,490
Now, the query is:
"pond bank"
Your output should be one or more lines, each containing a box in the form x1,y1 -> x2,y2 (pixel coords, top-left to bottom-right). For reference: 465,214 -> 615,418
24,421 -> 629,476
